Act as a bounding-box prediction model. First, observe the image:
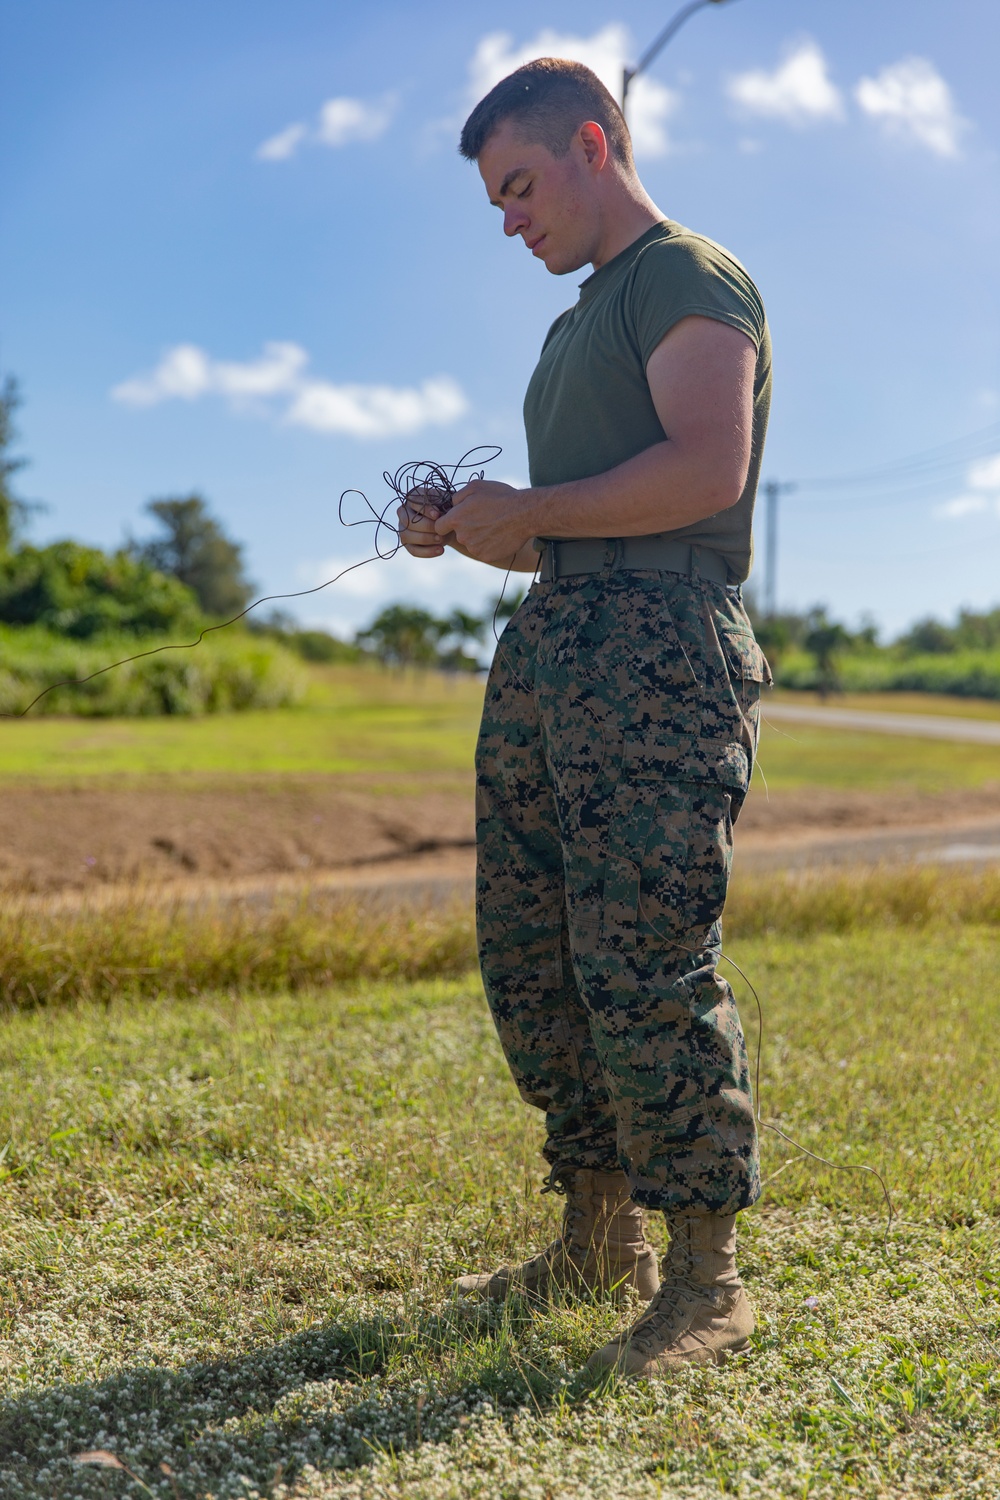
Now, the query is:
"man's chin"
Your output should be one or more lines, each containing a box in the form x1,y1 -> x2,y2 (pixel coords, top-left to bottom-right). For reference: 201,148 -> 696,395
543,250 -> 590,277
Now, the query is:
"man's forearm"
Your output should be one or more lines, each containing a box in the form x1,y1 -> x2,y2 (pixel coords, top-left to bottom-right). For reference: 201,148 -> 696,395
521,439 -> 742,540
433,432 -> 747,568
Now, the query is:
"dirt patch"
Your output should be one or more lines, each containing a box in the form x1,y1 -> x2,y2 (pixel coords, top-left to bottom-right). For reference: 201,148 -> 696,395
736,783 -> 1000,834
3,776 -> 999,895
0,776 -> 476,893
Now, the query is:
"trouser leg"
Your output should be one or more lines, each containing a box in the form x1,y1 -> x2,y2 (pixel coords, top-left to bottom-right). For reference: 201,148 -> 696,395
536,571 -> 762,1215
475,594 -> 619,1171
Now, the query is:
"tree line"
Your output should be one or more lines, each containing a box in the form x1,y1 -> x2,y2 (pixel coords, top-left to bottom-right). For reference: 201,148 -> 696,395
749,599 -> 1000,699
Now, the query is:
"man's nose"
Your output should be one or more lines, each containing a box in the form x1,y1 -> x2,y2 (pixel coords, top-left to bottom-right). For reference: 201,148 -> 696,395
503,202 -> 529,238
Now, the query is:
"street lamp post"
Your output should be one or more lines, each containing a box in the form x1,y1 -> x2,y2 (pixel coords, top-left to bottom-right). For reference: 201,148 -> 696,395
622,0 -> 736,111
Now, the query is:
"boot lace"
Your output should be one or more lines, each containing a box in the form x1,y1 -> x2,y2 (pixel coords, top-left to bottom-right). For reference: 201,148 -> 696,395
628,1275 -> 716,1352
540,1165 -> 588,1250
626,1221 -> 715,1351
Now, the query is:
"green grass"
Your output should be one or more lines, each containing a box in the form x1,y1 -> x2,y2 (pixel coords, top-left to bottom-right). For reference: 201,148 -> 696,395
1,665 -> 999,795
754,719 -> 1000,794
0,666 -> 484,782
1,876 -> 999,1498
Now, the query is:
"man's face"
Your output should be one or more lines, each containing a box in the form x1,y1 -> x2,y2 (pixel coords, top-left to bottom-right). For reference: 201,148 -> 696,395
477,119 -> 601,275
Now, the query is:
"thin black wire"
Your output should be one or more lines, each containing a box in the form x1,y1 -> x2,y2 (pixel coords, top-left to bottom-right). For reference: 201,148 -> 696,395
0,446 -> 502,719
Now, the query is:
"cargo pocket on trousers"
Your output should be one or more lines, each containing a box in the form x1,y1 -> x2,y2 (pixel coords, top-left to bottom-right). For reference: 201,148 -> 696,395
600,779 -> 733,955
713,615 -> 772,723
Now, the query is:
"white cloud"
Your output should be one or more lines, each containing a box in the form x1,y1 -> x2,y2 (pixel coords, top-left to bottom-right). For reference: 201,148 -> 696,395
968,454 -> 1000,491
468,25 -> 679,159
256,123 -> 308,162
726,39 -> 844,125
936,494 -> 990,519
855,57 -> 967,158
112,343 -> 468,441
256,94 -> 396,162
113,344 -> 212,405
316,96 -> 395,147
112,342 -> 308,407
936,452 -> 1000,518
286,376 -> 467,439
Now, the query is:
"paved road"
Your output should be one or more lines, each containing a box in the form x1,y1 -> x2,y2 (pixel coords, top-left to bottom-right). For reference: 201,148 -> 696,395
763,702 -> 1000,745
738,818 -> 1000,872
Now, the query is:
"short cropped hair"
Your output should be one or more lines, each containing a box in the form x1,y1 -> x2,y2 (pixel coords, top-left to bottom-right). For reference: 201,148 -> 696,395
459,57 -> 634,170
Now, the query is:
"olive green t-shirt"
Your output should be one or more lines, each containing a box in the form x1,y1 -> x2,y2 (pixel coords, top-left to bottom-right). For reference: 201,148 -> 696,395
523,219 -> 771,583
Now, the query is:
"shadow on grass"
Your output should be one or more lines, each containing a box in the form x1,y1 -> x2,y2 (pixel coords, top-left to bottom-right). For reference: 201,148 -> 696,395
0,1298 -> 600,1498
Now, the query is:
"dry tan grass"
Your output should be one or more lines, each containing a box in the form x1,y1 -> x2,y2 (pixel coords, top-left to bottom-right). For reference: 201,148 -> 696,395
2,862 -> 1000,1011
0,886 -> 476,1010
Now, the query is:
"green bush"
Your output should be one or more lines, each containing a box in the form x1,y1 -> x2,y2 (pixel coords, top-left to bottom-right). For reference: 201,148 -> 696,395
0,625 -> 306,716
266,626 -> 367,664
774,646 -> 1000,699
0,540 -> 201,637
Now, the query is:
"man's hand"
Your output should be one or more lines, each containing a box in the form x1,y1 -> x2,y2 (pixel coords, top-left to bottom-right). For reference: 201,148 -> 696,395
398,482 -> 540,572
397,492 -> 449,558
434,480 -> 533,567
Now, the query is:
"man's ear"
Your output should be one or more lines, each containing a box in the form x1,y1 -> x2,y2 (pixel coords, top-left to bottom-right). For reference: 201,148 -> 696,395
577,120 -> 609,172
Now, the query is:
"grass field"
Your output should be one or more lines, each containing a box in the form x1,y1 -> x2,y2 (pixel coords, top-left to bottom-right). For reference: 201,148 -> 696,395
753,719 -> 1000,794
2,872 -> 999,1499
769,690 -> 1000,721
0,667 -> 484,783
1,666 -> 999,795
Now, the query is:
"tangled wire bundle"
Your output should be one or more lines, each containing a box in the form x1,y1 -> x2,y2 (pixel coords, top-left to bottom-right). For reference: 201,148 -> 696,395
2,446 -> 503,718
339,446 -> 502,559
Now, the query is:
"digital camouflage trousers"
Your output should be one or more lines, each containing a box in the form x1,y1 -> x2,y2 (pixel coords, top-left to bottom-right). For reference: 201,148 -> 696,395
475,565 -> 770,1214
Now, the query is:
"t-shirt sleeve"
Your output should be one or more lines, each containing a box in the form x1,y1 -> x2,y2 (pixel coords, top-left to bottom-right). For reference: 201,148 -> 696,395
628,235 -> 766,370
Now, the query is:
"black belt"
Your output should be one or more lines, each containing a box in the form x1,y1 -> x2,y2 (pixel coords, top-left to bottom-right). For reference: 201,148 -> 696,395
536,536 -> 731,586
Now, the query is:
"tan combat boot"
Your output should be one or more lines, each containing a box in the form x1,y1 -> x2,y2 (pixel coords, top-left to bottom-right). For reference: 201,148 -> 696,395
587,1211 -> 754,1377
454,1167 -> 659,1303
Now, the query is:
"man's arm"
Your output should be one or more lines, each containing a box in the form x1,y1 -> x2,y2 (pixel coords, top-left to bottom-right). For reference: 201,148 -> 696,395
418,316 -> 755,569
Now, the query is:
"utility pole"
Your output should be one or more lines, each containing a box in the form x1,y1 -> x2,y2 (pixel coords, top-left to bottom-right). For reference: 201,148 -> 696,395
623,0 -> 736,111
762,480 -> 796,618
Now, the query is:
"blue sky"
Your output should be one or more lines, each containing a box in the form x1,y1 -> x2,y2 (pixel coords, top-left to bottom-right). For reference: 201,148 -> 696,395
2,0 -> 998,638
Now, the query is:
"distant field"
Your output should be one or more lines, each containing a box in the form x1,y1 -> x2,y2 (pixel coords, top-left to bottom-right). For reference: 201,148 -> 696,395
0,666 -> 484,783
0,666 -> 997,795
754,717 -> 1000,794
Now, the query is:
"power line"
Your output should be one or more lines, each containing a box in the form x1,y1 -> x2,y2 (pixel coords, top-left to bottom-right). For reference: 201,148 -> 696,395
758,420 -> 1000,611
789,419 -> 1000,492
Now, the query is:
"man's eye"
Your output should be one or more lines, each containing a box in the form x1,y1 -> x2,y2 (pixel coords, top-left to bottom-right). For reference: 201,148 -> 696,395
517,183 -> 532,198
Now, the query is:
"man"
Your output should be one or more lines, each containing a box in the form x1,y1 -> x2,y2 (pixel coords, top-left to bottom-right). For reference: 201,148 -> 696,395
399,58 -> 771,1378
